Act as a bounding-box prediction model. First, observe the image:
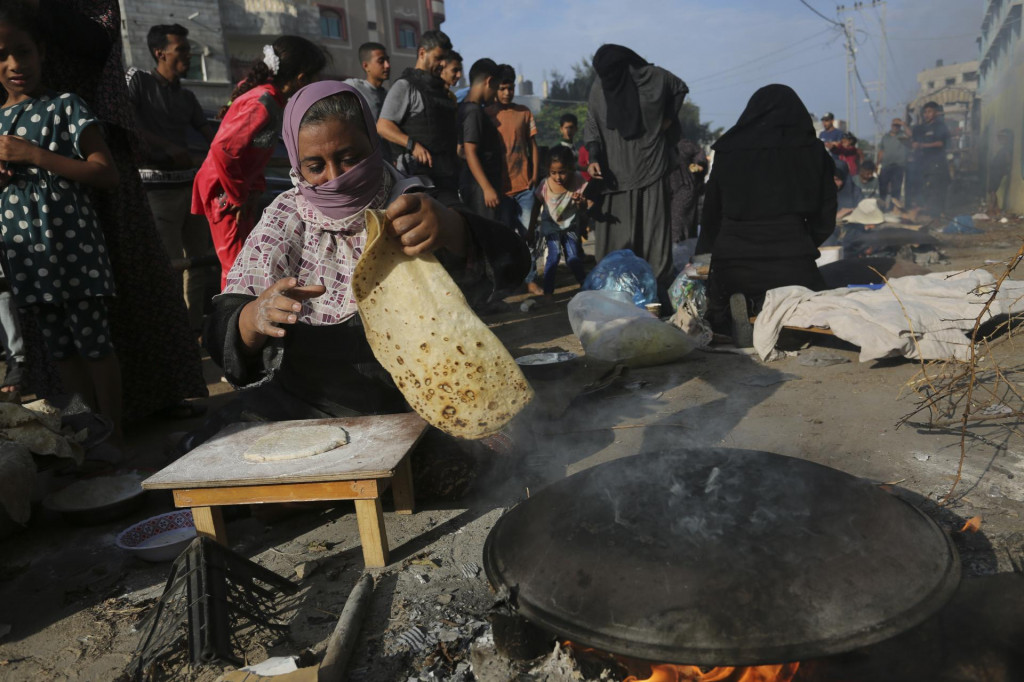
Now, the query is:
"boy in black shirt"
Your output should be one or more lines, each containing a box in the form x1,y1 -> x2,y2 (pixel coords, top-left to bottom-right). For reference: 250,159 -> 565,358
458,59 -> 505,220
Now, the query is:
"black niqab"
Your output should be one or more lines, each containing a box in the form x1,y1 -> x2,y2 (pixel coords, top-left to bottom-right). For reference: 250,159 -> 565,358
593,44 -> 650,141
707,84 -> 830,219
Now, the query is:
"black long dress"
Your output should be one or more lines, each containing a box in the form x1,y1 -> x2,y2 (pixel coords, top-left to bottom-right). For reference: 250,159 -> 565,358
696,85 -> 836,329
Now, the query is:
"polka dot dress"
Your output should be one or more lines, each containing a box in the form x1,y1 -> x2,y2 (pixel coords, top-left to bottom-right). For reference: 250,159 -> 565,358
0,91 -> 116,308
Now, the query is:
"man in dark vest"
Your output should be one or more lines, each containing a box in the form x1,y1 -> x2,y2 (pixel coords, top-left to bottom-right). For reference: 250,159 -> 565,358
377,30 -> 460,206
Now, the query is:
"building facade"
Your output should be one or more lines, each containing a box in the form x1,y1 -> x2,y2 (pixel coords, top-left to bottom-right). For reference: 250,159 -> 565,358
978,0 -> 1024,211
118,0 -> 446,113
908,59 -> 980,145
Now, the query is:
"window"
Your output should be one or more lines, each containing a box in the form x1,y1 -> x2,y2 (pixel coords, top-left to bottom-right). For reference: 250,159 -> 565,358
395,20 -> 419,49
963,71 -> 978,81
185,40 -> 207,81
319,7 -> 347,40
945,77 -> 956,86
927,81 -> 935,89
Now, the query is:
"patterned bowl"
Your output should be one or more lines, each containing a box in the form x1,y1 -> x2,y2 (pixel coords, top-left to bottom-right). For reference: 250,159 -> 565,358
115,509 -> 196,562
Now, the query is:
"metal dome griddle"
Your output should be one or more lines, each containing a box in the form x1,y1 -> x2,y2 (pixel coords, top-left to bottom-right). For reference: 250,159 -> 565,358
483,449 -> 960,666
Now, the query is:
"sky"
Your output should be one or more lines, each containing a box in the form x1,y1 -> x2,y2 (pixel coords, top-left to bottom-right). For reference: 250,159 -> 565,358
442,0 -> 984,139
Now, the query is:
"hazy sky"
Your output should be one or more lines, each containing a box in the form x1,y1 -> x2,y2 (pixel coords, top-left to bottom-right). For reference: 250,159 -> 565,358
442,0 -> 984,138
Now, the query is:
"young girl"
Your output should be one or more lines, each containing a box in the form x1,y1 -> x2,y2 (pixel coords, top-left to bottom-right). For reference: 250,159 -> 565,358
0,2 -> 123,436
836,132 -> 863,176
192,35 -> 326,288
528,145 -> 589,299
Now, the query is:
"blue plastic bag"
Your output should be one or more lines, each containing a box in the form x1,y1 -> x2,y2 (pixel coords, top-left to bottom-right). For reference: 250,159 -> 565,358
943,215 -> 983,235
582,249 -> 658,307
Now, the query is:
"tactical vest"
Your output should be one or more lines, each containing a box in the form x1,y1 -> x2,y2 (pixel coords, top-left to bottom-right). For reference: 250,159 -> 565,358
391,68 -> 459,190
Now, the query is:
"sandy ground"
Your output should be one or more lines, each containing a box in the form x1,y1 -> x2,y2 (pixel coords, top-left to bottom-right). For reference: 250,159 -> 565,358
2,215 -> 1024,681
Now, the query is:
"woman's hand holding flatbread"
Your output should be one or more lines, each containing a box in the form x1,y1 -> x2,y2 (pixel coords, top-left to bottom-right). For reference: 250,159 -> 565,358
238,278 -> 327,348
354,209 -> 532,440
385,193 -> 468,258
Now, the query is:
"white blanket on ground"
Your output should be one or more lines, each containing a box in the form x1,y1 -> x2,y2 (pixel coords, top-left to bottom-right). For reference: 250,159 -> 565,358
753,270 -> 1024,362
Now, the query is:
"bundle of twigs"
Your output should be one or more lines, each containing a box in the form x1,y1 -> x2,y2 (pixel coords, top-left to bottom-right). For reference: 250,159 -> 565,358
895,241 -> 1024,503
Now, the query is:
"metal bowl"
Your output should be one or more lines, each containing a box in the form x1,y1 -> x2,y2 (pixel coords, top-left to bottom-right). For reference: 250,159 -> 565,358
43,471 -> 147,525
515,352 -> 580,380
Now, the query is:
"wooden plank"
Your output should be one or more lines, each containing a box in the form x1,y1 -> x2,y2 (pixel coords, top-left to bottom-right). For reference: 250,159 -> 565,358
354,498 -> 389,567
191,506 -> 227,544
390,454 -> 415,515
750,317 -> 836,337
143,413 -> 429,490
172,480 -> 380,507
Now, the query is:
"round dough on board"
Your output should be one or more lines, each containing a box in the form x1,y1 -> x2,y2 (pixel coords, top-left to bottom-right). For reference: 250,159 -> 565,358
243,425 -> 350,462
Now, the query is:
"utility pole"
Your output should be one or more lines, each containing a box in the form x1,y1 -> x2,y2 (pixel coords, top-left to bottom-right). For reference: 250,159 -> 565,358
858,1 -> 887,150
837,5 -> 858,136
838,1 -> 888,143
876,0 -> 888,149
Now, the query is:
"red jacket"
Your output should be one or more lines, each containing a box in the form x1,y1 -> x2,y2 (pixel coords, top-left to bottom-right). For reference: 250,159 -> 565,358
192,83 -> 286,217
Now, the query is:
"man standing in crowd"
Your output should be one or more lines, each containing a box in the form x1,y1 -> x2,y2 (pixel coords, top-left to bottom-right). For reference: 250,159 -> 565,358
377,30 -> 460,205
877,118 -> 909,204
584,44 -> 689,298
127,23 -> 215,338
344,42 -> 390,121
441,50 -> 464,92
910,101 -> 950,214
488,64 -> 541,293
819,111 -> 842,160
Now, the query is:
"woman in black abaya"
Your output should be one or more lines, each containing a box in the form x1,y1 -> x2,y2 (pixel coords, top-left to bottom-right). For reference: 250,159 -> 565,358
696,84 -> 836,335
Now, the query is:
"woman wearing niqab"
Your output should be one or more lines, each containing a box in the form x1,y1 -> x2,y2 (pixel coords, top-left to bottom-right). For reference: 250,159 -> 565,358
696,84 -> 837,331
583,44 -> 690,297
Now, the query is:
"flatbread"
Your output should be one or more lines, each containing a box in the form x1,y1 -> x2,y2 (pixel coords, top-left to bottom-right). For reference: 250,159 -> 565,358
243,425 -> 350,462
1,421 -> 82,463
353,210 -> 532,439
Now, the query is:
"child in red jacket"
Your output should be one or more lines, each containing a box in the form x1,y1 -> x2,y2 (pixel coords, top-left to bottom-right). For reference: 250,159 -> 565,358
192,36 -> 326,287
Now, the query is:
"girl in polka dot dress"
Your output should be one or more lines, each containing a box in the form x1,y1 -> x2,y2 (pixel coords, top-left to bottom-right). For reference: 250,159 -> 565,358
0,2 -> 123,438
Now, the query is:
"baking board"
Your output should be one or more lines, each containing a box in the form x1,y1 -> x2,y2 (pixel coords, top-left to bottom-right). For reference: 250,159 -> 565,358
143,413 -> 429,490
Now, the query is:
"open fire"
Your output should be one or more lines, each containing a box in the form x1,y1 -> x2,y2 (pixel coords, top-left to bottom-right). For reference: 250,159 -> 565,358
566,641 -> 800,682
622,662 -> 800,682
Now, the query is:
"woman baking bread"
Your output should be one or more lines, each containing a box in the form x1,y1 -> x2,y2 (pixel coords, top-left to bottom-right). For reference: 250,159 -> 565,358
186,82 -> 528,449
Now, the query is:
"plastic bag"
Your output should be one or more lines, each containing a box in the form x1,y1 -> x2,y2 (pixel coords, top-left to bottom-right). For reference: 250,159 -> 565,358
581,249 -> 658,307
672,238 -> 698,274
568,291 -> 695,367
668,270 -> 708,316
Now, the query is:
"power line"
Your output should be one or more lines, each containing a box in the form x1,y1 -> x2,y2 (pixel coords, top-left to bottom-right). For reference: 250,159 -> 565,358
797,0 -> 842,27
686,37 -> 837,91
694,53 -> 845,95
687,29 -> 833,83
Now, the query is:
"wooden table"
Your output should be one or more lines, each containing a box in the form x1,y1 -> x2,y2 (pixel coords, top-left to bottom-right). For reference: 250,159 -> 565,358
142,413 -> 429,568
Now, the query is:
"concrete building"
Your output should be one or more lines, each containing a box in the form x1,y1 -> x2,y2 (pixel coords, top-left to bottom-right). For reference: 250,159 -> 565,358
118,0 -> 447,113
907,59 -> 980,138
978,0 -> 1024,211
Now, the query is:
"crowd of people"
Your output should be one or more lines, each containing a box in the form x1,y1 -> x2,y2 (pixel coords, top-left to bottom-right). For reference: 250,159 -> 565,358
0,1 -> 967,452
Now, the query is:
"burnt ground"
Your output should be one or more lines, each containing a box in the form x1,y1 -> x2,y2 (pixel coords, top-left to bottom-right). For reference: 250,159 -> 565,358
3,215 -> 1024,681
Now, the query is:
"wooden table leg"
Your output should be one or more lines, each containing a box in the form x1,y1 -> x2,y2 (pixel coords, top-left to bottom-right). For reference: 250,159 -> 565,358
354,497 -> 389,568
391,454 -> 415,515
192,506 -> 227,545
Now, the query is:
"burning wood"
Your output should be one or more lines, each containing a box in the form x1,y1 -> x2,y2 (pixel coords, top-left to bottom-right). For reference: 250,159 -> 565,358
623,662 -> 799,682
565,641 -> 799,682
